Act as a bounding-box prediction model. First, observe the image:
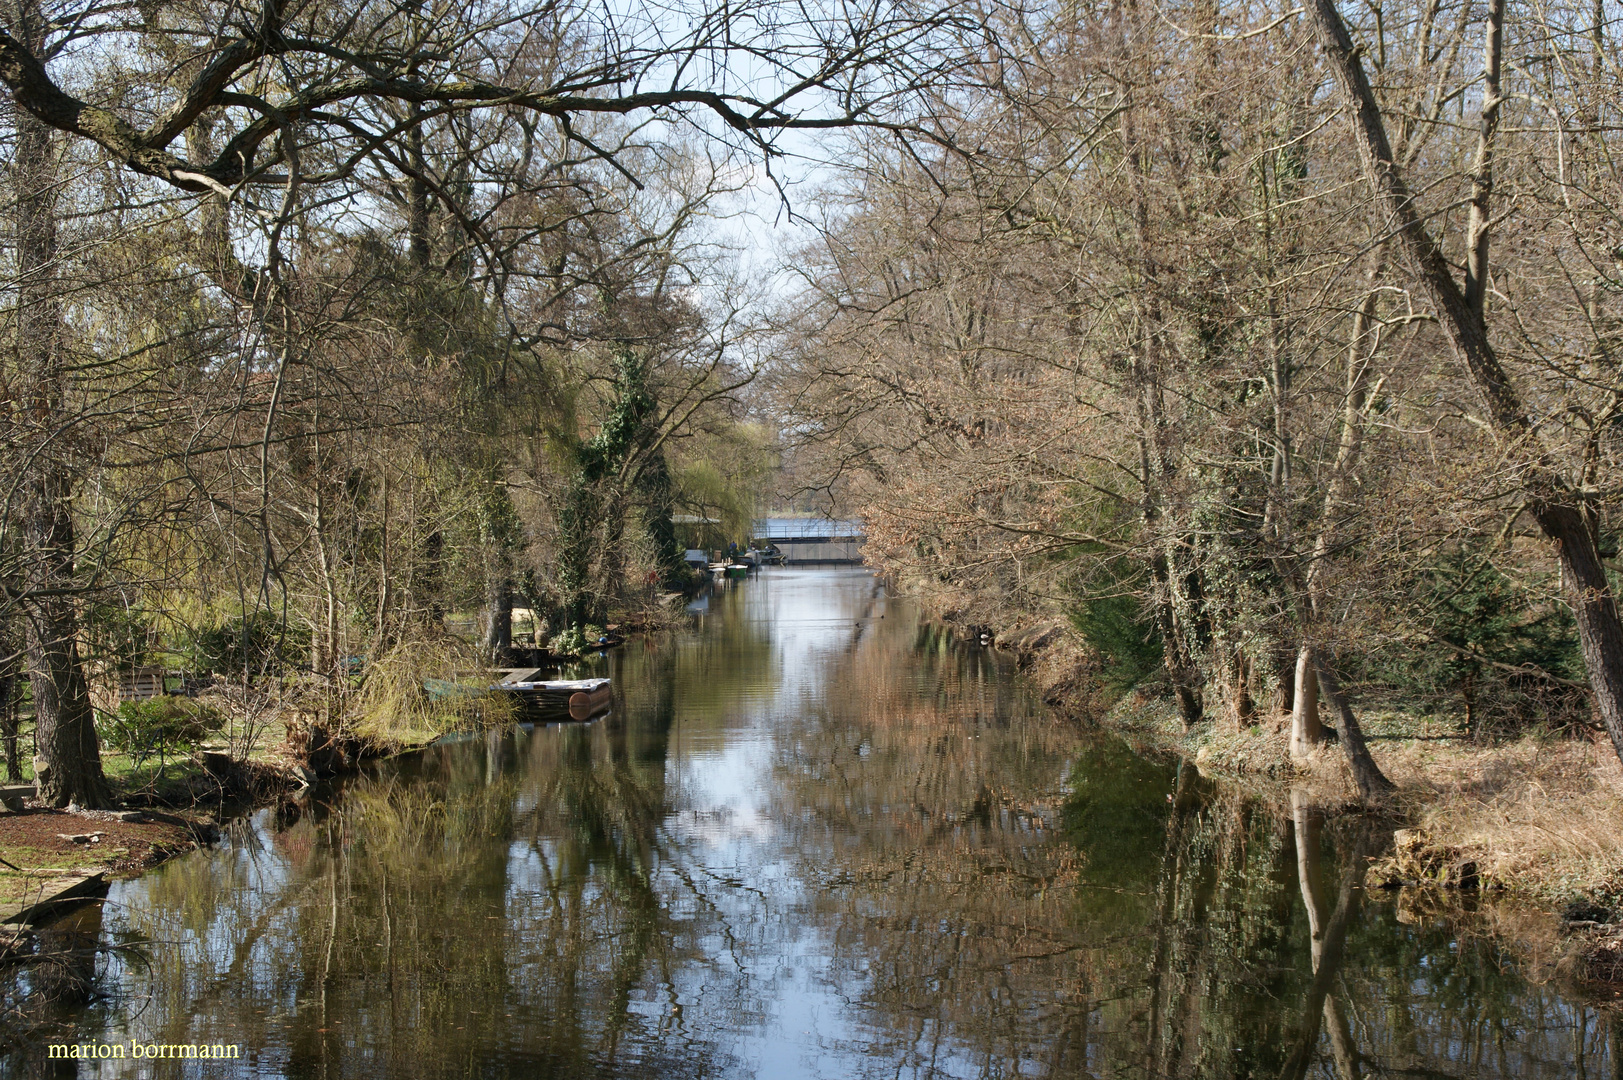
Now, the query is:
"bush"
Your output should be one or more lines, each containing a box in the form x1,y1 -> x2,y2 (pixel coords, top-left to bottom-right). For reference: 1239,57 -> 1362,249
349,635 -> 512,742
550,623 -> 609,657
1377,548 -> 1588,737
104,695 -> 225,767
1068,560 -> 1163,695
182,611 -> 311,676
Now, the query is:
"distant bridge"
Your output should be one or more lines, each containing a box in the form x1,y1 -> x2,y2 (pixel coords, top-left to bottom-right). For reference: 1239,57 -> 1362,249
752,517 -> 865,564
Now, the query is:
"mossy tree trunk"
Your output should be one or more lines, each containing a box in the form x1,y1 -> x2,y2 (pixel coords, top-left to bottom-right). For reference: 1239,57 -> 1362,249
555,346 -> 665,641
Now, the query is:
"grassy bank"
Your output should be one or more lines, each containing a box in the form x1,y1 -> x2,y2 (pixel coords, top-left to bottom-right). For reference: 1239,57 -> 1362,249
983,622 -> 1623,994
1094,688 -> 1623,908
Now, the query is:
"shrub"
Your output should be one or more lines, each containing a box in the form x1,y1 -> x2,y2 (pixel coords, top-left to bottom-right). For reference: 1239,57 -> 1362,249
104,695 -> 225,767
1376,547 -> 1588,737
550,625 -> 589,657
181,612 -> 311,676
348,635 -> 512,742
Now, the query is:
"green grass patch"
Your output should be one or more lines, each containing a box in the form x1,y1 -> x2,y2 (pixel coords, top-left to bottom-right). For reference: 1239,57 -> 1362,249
0,843 -> 117,875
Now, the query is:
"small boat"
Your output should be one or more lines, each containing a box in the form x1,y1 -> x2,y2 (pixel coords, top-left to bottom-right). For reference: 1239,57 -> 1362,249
495,677 -> 612,722
723,563 -> 750,579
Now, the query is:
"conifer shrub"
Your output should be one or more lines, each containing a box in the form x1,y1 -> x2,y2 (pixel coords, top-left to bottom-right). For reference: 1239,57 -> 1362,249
105,695 -> 225,767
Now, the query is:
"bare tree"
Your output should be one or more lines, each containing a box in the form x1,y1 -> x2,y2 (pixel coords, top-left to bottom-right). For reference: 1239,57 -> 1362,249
0,0 -> 980,196
1305,0 -> 1623,768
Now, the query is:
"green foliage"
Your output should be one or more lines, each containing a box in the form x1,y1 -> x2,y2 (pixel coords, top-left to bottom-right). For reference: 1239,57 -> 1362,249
104,695 -> 224,766
1380,546 -> 1586,734
477,467 -> 524,552
83,602 -> 155,670
672,439 -> 772,551
550,626 -> 589,656
557,346 -> 662,629
1068,558 -> 1163,693
181,611 -> 312,676
637,453 -> 689,590
550,623 -> 606,657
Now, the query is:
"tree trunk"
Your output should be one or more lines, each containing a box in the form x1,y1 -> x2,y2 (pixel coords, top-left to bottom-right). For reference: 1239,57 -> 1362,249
407,100 -> 431,268
11,0 -> 110,808
1231,648 -> 1256,727
415,525 -> 445,627
24,473 -> 111,808
1120,41 -> 1204,730
0,622 -> 21,782
311,476 -> 339,678
1311,649 -> 1395,801
1534,502 -> 1623,763
1151,555 -> 1204,727
1463,0 -> 1505,320
1306,0 -> 1623,771
1463,669 -> 1477,737
1290,646 -> 1322,759
1293,253 -> 1384,761
557,476 -> 596,636
481,569 -> 512,661
372,466 -> 393,658
1272,644 -> 1296,715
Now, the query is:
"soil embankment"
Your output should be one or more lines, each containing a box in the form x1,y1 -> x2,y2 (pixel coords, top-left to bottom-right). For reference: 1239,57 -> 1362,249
0,807 -> 210,926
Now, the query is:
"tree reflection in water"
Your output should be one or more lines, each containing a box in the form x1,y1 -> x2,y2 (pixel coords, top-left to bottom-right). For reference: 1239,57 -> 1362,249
57,669 -> 737,1078
4,569 -> 1619,1079
765,578 -> 1617,1079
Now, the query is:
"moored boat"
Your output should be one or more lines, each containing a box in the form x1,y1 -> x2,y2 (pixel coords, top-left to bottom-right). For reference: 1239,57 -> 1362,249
494,676 -> 612,721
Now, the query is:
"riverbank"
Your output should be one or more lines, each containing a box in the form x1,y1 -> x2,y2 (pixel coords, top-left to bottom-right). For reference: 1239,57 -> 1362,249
1092,680 -> 1623,906
959,614 -> 1623,993
0,807 -> 213,927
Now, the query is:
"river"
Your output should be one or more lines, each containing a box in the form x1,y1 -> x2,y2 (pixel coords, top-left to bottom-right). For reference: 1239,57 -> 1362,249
2,568 -> 1612,1077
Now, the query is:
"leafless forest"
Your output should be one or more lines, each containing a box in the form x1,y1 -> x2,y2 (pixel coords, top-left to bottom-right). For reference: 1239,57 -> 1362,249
1,0 -> 1621,810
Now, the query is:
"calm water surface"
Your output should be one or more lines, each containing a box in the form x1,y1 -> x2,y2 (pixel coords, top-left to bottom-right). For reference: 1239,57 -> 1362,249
4,568 -> 1614,1077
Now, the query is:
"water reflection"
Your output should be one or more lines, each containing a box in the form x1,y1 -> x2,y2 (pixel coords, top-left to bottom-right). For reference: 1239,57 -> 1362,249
1,569 -> 1615,1078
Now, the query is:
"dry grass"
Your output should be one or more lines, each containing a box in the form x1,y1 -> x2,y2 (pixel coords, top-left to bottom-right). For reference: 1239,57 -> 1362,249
1103,688 -> 1623,903
1380,734 -> 1623,903
1197,716 -> 1623,902
347,635 -> 513,744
